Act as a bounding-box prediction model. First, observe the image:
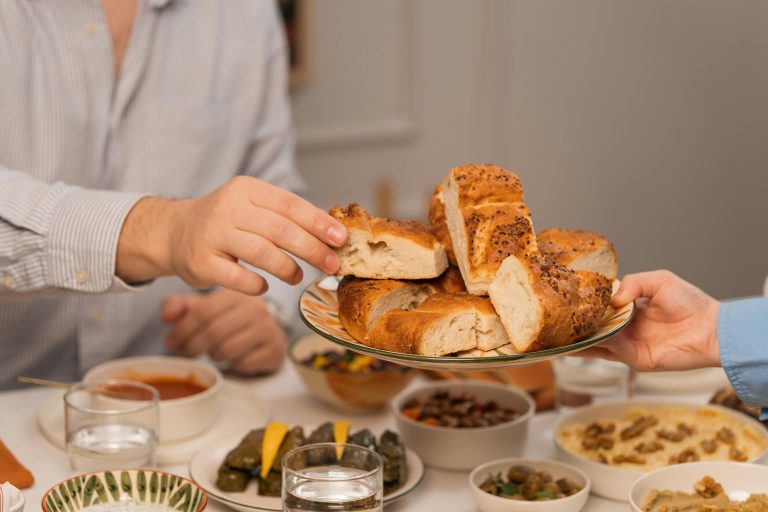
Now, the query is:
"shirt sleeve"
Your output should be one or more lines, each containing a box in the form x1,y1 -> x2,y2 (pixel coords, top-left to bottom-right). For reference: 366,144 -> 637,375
0,167 -> 146,294
718,297 -> 768,408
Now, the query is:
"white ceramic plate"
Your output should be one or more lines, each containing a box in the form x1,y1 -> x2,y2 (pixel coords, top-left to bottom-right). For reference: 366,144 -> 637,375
635,367 -> 730,394
37,379 -> 270,465
629,461 -> 768,511
299,275 -> 634,371
189,436 -> 425,511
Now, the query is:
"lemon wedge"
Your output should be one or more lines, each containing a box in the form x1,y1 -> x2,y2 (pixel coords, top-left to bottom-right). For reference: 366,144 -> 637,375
260,422 -> 289,478
333,420 -> 350,459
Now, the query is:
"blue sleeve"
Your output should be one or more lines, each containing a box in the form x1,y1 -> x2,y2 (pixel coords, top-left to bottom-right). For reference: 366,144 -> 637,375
718,297 -> 768,408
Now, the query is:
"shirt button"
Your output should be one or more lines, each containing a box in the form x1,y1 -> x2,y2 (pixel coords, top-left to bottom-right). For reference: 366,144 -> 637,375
85,22 -> 99,35
90,311 -> 104,325
2,275 -> 14,289
76,269 -> 90,284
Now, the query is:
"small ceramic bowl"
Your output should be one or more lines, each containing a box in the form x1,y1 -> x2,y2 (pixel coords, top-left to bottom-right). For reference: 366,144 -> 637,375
629,461 -> 768,511
392,380 -> 535,471
83,356 -> 223,442
42,469 -> 207,511
289,334 -> 416,412
469,458 -> 590,512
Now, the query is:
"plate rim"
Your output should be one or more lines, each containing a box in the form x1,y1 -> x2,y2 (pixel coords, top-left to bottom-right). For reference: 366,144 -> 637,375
298,274 -> 635,367
189,435 -> 425,511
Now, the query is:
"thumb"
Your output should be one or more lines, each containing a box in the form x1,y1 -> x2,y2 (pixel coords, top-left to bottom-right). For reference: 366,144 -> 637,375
610,271 -> 665,308
161,294 -> 190,324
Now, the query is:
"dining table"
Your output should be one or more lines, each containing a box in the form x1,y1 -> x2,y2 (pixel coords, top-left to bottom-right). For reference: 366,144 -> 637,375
1,360 -> 719,512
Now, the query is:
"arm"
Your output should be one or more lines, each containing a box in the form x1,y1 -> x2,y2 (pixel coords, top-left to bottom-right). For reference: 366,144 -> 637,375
0,167 -> 145,294
718,298 -> 768,409
581,270 -> 768,409
1,168 -> 346,297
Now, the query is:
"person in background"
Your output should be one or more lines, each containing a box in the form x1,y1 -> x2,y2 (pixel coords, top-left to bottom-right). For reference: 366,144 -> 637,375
0,0 -> 346,389
582,270 -> 768,413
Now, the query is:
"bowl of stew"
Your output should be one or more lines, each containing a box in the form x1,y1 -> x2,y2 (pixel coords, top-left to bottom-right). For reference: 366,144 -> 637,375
392,380 -> 535,470
289,334 -> 415,412
83,356 -> 222,442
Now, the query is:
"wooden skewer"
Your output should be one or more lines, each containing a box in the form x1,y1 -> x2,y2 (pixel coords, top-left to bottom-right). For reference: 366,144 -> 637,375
16,376 -> 73,389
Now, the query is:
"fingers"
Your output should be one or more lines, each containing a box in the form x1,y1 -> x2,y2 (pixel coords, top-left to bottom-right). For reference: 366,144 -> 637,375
575,346 -> 623,363
161,294 -> 188,324
207,257 -> 269,296
178,307 -> 253,358
230,337 -> 286,375
242,179 -> 347,248
165,293 -> 233,350
235,207 -> 340,275
223,230 -> 303,285
209,328 -> 266,363
611,270 -> 675,308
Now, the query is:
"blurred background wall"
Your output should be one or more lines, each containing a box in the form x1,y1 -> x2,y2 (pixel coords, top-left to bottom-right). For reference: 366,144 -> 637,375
289,0 -> 768,299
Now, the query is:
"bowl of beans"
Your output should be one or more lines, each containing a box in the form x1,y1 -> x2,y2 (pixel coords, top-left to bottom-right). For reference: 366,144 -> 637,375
393,380 -> 535,470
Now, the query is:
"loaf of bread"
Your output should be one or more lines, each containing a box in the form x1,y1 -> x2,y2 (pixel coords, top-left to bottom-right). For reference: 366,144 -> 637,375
417,293 -> 509,351
330,203 -> 448,279
428,184 -> 457,266
337,276 -> 432,342
442,164 -> 538,295
424,266 -> 466,294
488,255 -> 611,353
367,293 -> 478,356
537,228 -> 618,280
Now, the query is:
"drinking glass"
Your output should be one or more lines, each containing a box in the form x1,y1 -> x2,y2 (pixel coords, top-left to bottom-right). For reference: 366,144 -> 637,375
553,356 -> 633,414
282,443 -> 383,512
64,379 -> 159,471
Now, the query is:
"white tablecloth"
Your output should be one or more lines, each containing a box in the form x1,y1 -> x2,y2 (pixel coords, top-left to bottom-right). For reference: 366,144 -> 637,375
1,363 -> 712,511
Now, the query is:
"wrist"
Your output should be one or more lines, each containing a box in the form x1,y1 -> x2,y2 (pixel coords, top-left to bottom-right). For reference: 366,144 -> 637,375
116,197 -> 182,282
706,300 -> 722,367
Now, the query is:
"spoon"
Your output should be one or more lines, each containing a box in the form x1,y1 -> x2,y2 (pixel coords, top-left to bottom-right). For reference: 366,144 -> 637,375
16,376 -> 73,389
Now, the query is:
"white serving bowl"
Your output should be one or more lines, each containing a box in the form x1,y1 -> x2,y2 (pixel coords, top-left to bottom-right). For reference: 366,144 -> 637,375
392,380 -> 535,471
553,401 -> 768,501
629,461 -> 768,511
83,356 -> 222,442
469,458 -> 590,512
289,334 -> 416,412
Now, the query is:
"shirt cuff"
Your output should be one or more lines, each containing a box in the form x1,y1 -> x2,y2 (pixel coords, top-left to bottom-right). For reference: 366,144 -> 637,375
47,188 -> 147,292
718,297 -> 768,408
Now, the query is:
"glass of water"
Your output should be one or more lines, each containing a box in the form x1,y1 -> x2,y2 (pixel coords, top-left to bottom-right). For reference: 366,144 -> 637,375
553,356 -> 633,414
64,379 -> 159,471
282,443 -> 383,512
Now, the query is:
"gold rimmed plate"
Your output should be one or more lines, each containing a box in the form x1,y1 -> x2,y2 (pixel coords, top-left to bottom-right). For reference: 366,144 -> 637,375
298,275 -> 634,371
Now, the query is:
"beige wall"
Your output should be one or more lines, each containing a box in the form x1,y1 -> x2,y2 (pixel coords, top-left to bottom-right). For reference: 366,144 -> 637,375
292,0 -> 768,299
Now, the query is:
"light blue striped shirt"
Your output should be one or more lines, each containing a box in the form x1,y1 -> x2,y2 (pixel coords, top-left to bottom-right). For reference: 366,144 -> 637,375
0,0 -> 303,388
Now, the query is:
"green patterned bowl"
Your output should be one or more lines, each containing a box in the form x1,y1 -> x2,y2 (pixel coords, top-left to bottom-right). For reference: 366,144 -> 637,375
42,469 -> 207,511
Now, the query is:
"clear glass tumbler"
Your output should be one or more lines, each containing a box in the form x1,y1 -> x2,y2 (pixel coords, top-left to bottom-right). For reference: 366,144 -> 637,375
553,356 -> 633,414
282,443 -> 383,512
64,379 -> 159,471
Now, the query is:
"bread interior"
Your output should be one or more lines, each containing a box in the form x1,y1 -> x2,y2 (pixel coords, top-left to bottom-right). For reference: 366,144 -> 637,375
475,311 -> 510,351
420,311 -> 476,356
443,176 -> 477,292
489,256 -> 541,351
569,245 -> 618,280
368,285 -> 432,332
339,228 -> 445,279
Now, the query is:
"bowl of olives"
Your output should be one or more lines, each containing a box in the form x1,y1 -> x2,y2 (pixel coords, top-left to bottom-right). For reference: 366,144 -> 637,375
469,458 -> 590,512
